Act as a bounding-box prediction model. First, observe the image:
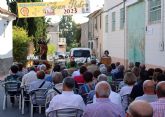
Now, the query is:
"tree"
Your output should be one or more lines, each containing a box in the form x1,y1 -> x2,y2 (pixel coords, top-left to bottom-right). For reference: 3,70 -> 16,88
9,0 -> 48,55
47,44 -> 56,55
59,16 -> 81,51
13,26 -> 31,64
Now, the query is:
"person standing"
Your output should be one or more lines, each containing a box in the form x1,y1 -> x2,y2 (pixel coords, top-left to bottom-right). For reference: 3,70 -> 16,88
100,50 -> 111,65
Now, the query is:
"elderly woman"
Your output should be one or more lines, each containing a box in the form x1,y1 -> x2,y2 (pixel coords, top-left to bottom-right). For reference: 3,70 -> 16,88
46,72 -> 63,104
119,72 -> 137,111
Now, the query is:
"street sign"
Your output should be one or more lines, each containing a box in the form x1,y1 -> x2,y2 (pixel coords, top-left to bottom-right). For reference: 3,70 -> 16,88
17,0 -> 90,18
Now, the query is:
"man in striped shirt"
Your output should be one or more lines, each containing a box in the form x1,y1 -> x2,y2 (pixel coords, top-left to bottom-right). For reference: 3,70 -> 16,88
151,81 -> 165,117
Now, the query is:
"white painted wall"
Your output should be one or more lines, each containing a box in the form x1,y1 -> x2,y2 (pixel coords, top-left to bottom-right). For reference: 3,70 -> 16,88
145,0 -> 165,67
0,0 -> 15,59
0,20 -> 13,58
103,0 -> 126,62
103,0 -> 165,68
81,22 -> 88,48
0,0 -> 8,10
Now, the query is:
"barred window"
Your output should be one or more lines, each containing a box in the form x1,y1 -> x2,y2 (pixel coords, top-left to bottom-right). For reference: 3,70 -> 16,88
149,0 -> 161,23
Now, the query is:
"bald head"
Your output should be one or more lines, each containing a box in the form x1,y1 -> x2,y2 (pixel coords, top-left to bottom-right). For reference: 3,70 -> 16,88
95,81 -> 110,98
127,100 -> 153,117
156,81 -> 165,98
143,80 -> 155,95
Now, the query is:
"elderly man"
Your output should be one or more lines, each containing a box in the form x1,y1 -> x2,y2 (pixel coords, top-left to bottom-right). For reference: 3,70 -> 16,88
83,81 -> 124,117
126,100 -> 153,117
28,71 -> 52,92
151,81 -> 165,117
135,80 -> 157,102
21,67 -> 37,87
46,78 -> 85,114
93,74 -> 122,107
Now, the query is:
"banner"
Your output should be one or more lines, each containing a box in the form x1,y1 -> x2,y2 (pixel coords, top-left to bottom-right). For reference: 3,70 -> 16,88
17,0 -> 90,18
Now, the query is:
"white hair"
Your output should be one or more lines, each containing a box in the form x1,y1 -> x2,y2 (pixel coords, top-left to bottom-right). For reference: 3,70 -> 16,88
95,81 -> 111,98
98,74 -> 108,82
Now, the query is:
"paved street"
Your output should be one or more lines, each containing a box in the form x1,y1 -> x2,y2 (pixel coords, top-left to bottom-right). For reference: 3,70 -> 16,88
0,84 -> 46,117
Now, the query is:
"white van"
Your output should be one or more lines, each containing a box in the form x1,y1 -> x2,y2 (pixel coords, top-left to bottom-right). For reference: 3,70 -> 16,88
70,48 -> 91,63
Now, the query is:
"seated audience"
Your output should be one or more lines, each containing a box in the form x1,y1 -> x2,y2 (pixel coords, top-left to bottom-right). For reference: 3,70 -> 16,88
126,100 -> 153,117
5,65 -> 20,104
74,66 -> 87,84
128,62 -> 134,71
87,60 -> 98,74
67,61 -> 77,75
83,81 -> 125,117
93,70 -> 101,84
21,66 -> 37,87
79,71 -> 95,104
99,64 -> 107,75
46,72 -> 64,104
151,81 -> 165,117
29,71 -> 52,92
135,80 -> 157,102
130,71 -> 149,100
119,72 -> 137,111
72,63 -> 83,78
93,74 -> 122,107
46,78 -> 85,114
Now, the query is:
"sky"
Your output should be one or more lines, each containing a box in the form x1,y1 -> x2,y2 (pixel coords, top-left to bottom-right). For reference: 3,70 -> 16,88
44,0 -> 104,24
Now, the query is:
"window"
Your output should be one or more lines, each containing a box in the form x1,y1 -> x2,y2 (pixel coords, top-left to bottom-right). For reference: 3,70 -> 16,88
112,12 -> 116,31
105,15 -> 108,32
73,50 -> 90,57
120,8 -> 124,29
149,0 -> 161,23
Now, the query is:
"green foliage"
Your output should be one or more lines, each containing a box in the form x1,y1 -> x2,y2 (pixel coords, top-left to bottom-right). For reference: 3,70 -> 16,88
13,26 -> 31,64
48,44 -> 56,55
9,0 -> 48,55
59,16 -> 81,51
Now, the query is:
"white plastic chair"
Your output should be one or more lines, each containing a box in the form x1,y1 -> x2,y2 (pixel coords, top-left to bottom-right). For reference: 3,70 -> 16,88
30,88 -> 47,117
2,81 -> 21,110
21,85 -> 30,114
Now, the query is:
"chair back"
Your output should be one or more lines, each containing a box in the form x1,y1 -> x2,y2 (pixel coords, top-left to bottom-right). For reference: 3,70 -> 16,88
48,108 -> 83,117
30,88 -> 47,105
4,81 -> 21,94
121,94 -> 132,111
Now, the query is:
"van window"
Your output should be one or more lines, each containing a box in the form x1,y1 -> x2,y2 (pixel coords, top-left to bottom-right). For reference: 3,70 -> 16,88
73,50 -> 90,57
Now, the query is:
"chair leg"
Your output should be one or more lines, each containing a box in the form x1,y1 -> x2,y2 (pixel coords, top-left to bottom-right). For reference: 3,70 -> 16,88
22,97 -> 24,114
39,106 -> 41,114
30,103 -> 33,117
3,95 -> 7,110
19,95 -> 21,110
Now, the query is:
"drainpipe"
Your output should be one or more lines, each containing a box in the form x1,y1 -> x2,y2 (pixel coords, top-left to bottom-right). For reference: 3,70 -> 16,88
162,0 -> 164,51
123,0 -> 127,67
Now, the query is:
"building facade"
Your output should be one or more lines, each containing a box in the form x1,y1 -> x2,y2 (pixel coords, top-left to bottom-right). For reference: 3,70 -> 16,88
0,0 -> 16,76
87,8 -> 103,59
103,0 -> 165,69
80,22 -> 88,48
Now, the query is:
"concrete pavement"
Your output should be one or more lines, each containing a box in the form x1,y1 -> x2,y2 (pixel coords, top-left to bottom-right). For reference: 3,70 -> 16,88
0,84 -> 46,117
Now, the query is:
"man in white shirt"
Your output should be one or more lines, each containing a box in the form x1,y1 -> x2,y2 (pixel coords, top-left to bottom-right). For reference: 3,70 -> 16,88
21,67 -> 37,87
46,78 -> 85,114
93,74 -> 122,107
